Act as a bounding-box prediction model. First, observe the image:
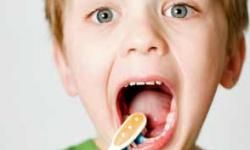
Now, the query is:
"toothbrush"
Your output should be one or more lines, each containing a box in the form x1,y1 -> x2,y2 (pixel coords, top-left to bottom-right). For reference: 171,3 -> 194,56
108,112 -> 147,150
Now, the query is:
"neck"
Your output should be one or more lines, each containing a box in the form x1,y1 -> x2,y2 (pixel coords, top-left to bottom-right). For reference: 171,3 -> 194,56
94,137 -> 108,150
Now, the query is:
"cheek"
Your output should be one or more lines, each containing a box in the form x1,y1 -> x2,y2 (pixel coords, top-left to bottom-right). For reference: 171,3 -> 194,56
177,30 -> 226,108
180,34 -> 226,82
168,18 -> 228,135
64,19 -> 116,98
176,20 -> 228,127
169,18 -> 228,90
66,41 -> 114,105
63,25 -> 119,137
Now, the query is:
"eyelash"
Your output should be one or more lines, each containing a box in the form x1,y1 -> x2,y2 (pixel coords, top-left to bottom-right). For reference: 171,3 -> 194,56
163,3 -> 198,19
87,7 -> 108,17
87,6 -> 118,24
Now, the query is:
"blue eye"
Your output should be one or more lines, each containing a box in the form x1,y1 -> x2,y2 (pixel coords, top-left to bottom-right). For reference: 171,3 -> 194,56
171,5 -> 188,18
94,8 -> 114,23
164,4 -> 194,18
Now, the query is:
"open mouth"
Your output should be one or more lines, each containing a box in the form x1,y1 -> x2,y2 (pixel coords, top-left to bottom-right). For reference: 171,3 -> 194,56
116,79 -> 177,149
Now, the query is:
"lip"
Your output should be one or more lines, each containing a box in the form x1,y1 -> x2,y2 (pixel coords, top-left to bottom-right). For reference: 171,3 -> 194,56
132,125 -> 176,150
111,74 -> 177,149
113,75 -> 176,126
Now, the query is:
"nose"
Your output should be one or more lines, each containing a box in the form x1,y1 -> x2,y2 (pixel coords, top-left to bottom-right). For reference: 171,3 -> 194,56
121,18 -> 168,56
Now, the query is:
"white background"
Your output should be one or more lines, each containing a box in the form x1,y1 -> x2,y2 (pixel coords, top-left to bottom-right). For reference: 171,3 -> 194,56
0,0 -> 249,149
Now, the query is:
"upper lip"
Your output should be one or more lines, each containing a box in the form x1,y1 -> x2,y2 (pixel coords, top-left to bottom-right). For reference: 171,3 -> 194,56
113,74 -> 175,126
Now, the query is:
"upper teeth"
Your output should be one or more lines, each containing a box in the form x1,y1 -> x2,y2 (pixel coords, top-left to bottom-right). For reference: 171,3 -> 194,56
125,81 -> 163,87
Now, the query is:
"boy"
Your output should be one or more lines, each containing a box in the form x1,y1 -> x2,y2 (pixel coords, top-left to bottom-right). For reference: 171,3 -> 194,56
45,0 -> 248,149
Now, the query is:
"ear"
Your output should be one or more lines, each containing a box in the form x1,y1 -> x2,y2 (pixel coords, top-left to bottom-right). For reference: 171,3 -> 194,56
220,34 -> 246,89
53,40 -> 78,97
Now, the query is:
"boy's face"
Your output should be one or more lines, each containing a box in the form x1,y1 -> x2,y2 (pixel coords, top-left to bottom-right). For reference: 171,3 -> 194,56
54,0 -> 245,149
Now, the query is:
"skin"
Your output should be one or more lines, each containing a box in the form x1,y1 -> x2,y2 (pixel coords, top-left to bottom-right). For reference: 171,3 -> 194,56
52,0 -> 246,149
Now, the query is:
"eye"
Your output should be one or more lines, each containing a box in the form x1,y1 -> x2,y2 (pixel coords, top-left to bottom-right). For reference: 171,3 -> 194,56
164,4 -> 195,19
91,8 -> 115,24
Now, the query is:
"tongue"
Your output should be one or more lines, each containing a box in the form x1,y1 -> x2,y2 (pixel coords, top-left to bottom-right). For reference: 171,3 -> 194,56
128,90 -> 172,136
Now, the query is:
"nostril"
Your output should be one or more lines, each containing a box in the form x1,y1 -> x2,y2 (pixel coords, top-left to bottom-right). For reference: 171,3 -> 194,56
128,46 -> 158,54
128,48 -> 136,53
148,46 -> 158,52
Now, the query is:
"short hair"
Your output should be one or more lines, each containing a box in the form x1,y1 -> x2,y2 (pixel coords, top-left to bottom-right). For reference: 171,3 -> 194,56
45,0 -> 249,47
45,0 -> 65,46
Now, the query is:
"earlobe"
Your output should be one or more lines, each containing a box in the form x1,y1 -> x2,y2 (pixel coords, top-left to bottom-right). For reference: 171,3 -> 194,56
53,40 -> 78,97
220,68 -> 235,88
220,34 -> 246,89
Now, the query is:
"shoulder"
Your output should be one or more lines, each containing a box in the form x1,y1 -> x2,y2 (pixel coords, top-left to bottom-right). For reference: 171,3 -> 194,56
65,139 -> 99,150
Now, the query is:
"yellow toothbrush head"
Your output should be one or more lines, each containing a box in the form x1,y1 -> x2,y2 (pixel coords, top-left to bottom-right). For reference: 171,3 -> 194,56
109,112 -> 147,150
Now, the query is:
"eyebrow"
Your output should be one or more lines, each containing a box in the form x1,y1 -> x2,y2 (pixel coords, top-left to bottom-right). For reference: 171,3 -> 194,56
77,0 -> 122,11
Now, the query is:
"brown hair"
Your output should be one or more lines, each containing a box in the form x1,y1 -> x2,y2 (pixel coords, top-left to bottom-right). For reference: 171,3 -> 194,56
45,0 -> 65,46
45,0 -> 249,47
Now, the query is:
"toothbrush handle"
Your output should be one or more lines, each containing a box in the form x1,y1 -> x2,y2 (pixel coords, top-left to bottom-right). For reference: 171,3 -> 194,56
108,146 -> 128,150
108,145 -> 118,150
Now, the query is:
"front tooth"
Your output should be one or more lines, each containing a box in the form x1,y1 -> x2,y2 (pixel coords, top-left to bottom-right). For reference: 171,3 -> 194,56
136,82 -> 145,86
129,82 -> 136,86
145,81 -> 155,85
155,81 -> 162,85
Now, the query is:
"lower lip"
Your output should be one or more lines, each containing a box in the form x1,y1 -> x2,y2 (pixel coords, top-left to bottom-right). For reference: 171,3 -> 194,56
130,98 -> 177,150
116,112 -> 176,150
131,118 -> 176,150
131,128 -> 174,150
